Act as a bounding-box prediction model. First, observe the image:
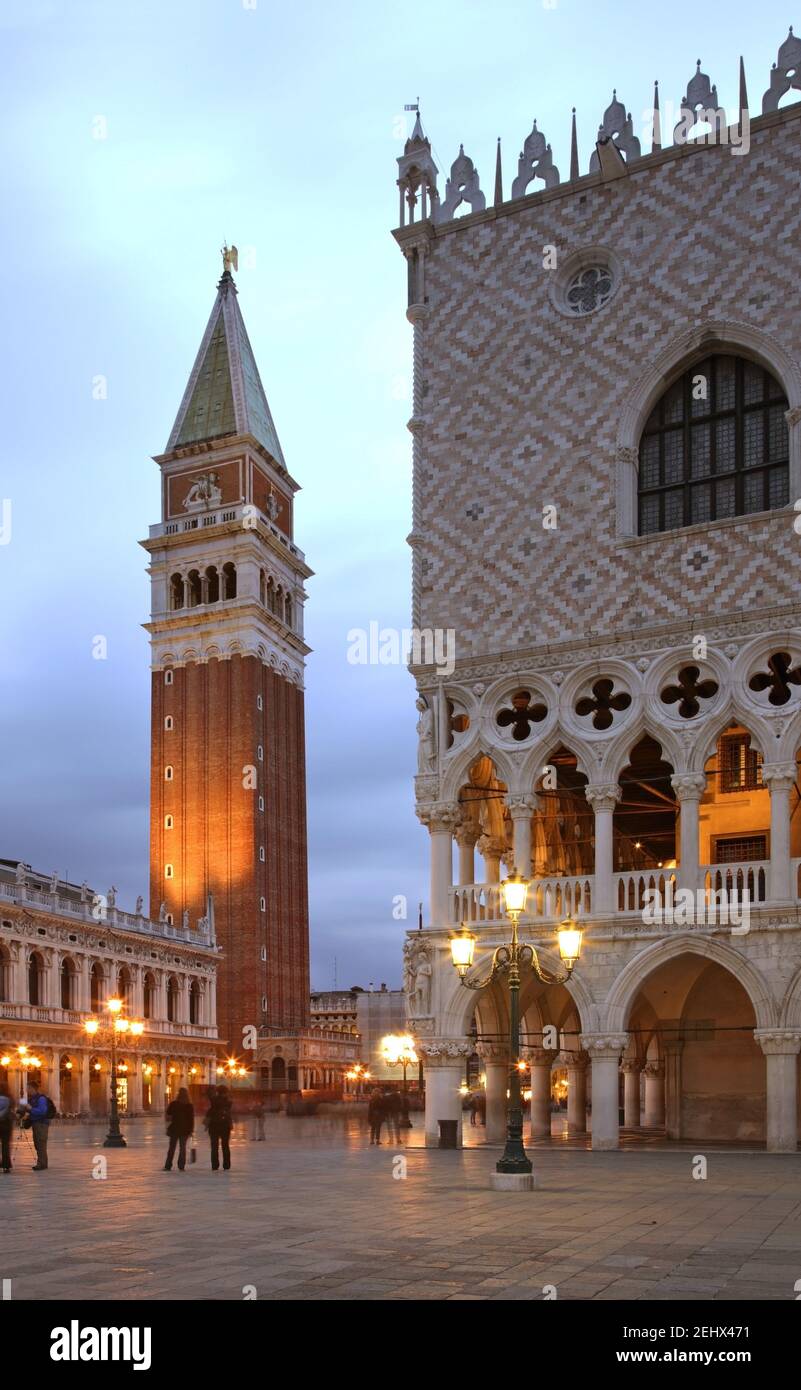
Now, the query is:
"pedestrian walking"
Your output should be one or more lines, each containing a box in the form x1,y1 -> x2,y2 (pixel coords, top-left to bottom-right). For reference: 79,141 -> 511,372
384,1088 -> 402,1144
0,1083 -> 13,1173
21,1084 -> 54,1170
164,1087 -> 195,1171
206,1084 -> 233,1170
367,1088 -> 384,1145
251,1100 -> 266,1141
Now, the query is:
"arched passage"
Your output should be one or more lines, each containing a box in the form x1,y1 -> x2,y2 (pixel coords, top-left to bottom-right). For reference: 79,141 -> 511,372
618,946 -> 767,1142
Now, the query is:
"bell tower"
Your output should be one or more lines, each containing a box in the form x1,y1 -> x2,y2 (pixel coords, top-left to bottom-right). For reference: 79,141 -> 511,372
141,253 -> 313,1052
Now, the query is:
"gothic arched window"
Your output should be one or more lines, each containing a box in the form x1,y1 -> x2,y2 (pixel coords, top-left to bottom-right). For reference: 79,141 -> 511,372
638,355 -> 789,535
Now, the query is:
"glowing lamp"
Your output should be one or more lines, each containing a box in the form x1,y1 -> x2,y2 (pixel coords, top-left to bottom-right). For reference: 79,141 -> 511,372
216,1066 -> 224,1075
94,1062 -> 101,1071
84,1019 -> 99,1036
17,1045 -> 28,1055
130,1021 -> 144,1037
501,870 -> 529,917
107,998 -> 122,1014
449,925 -> 477,977
1,1056 -> 10,1067
557,920 -> 583,974
115,1018 -> 129,1033
169,1066 -> 176,1075
64,1061 -> 73,1071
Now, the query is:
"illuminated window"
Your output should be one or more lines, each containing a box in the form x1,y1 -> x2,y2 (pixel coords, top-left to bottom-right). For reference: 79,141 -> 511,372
165,864 -> 174,879
719,734 -> 763,792
164,716 -> 173,731
164,815 -> 173,830
713,833 -> 768,863
165,766 -> 173,781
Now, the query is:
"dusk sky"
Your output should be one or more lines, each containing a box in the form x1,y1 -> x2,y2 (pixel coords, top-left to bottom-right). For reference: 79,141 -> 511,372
1,0 -> 790,989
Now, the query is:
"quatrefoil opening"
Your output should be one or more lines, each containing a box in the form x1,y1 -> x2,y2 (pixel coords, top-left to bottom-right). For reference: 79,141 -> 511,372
496,689 -> 548,742
748,651 -> 801,707
660,665 -> 719,719
575,678 -> 632,731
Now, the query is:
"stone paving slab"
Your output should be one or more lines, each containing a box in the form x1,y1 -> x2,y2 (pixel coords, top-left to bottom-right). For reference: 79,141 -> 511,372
1,1114 -> 800,1301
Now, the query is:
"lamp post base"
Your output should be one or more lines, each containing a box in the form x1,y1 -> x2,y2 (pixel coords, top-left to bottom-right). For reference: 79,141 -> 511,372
103,1133 -> 127,1149
490,1171 -> 534,1191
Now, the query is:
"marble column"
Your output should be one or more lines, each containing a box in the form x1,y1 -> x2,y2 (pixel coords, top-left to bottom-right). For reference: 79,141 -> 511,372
671,773 -> 706,895
421,806 -> 459,928
582,1033 -> 627,1150
455,825 -> 479,886
482,1055 -> 509,1143
566,1051 -> 589,1135
527,1047 -> 557,1140
643,1060 -> 666,1127
762,763 -> 797,903
478,835 -> 505,885
585,785 -> 620,914
508,797 -> 536,879
756,1029 -> 801,1152
664,1039 -> 684,1140
621,1059 -> 643,1128
421,1045 -> 470,1147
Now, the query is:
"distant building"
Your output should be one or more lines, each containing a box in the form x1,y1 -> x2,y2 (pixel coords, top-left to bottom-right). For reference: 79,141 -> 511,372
310,985 -> 409,1082
0,861 -> 220,1114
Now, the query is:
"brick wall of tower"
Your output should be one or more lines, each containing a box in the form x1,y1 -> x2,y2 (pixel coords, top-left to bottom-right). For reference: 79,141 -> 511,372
149,655 -> 310,1050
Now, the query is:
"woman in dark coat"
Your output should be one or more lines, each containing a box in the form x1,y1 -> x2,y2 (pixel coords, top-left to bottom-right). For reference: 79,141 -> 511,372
206,1084 -> 233,1171
164,1086 -> 194,1171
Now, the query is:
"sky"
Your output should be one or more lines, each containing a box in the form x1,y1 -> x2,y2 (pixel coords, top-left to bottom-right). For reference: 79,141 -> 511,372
0,0 -> 794,989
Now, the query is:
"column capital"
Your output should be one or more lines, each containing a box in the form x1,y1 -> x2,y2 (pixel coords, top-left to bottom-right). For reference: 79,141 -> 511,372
643,1060 -> 665,1078
584,784 -> 621,813
417,1037 -> 472,1064
477,833 -> 507,859
754,1028 -> 801,1056
761,762 -> 798,789
670,773 -> 707,800
454,823 -> 480,850
521,1046 -> 559,1066
620,1058 -> 644,1075
580,1032 -> 628,1059
475,1042 -> 507,1061
507,794 -> 537,820
417,802 -> 461,833
561,1050 -> 589,1072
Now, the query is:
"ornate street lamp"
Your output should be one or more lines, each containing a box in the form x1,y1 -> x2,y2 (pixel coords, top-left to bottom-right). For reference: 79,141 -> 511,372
380,1033 -> 418,1125
84,998 -> 144,1148
449,869 -> 582,1186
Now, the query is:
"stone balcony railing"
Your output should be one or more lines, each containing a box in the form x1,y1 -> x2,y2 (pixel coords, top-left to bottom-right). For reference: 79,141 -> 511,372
0,1001 -> 217,1038
449,858 -> 798,926
0,882 -> 215,949
148,500 -> 306,563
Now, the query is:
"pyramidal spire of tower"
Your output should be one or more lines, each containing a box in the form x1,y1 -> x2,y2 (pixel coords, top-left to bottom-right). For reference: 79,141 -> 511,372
165,252 -> 285,469
570,108 -> 579,181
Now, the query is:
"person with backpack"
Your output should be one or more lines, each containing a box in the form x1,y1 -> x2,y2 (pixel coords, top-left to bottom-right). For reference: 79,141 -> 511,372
0,1083 -> 14,1173
164,1087 -> 194,1171
22,1084 -> 54,1170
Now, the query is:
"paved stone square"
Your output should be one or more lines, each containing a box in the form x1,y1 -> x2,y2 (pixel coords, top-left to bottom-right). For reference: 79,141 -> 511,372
2,1114 -> 800,1301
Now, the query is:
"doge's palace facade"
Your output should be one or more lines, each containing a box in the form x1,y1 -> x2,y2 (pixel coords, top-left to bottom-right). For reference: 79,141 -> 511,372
394,33 -> 801,1150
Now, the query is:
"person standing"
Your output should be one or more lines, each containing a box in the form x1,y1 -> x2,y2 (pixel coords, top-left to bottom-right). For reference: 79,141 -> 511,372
0,1083 -> 13,1173
207,1084 -> 233,1170
164,1087 -> 194,1171
367,1089 -> 384,1145
384,1088 -> 402,1144
251,1100 -> 266,1141
23,1084 -> 52,1170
